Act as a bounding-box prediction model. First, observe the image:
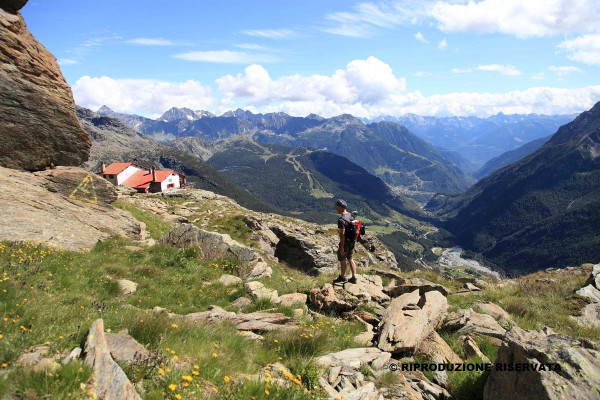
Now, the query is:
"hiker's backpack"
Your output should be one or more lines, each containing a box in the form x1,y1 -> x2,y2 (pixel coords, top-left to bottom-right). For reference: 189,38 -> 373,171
347,218 -> 365,242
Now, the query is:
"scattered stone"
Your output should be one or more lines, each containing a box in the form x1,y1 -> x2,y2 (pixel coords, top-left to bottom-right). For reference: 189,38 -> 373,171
310,283 -> 358,313
292,308 -> 304,318
33,358 -> 60,373
276,293 -> 307,307
62,347 -> 82,364
353,309 -> 380,326
463,282 -> 481,291
474,301 -> 512,325
238,330 -> 263,341
117,279 -> 138,296
83,319 -> 141,400
232,297 -> 252,310
241,261 -> 272,280
316,347 -> 390,370
483,326 -> 600,400
416,331 -> 463,364
384,277 -> 449,297
183,305 -> 300,332
443,308 -> 506,343
218,274 -> 242,286
344,274 -> 390,304
377,289 -> 448,353
353,331 -> 375,346
16,345 -> 49,367
244,281 -> 278,303
573,264 -> 600,328
105,332 -> 150,363
459,335 -> 490,363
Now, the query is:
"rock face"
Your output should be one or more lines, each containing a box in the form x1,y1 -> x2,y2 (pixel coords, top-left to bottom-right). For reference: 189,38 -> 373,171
270,225 -> 397,275
83,319 -> 141,400
377,289 -> 448,353
0,166 -> 142,250
160,223 -> 271,278
574,264 -> 600,328
483,326 -> 600,400
0,1 -> 90,170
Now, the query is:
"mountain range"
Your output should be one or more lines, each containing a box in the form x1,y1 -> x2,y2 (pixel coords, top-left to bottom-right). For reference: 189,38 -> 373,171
97,106 -> 475,201
367,113 -> 576,166
426,102 -> 600,275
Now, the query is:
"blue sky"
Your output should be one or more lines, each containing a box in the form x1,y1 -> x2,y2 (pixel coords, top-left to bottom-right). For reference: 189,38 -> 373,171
22,0 -> 600,118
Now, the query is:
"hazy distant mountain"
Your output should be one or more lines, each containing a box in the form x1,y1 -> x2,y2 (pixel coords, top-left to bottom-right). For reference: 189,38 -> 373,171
473,135 -> 551,180
368,113 -> 576,166
426,102 -> 600,275
102,107 -> 474,200
96,105 -> 149,131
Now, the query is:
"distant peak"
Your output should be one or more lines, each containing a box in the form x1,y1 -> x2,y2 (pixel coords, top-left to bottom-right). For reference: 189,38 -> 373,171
97,105 -> 113,113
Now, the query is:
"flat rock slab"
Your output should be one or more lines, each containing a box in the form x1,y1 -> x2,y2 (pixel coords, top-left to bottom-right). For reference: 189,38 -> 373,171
83,319 -> 141,400
315,347 -> 391,370
384,278 -> 449,297
0,166 -> 142,250
377,289 -> 448,354
183,305 -> 300,332
443,308 -> 506,340
484,326 -> 600,400
105,332 -> 150,363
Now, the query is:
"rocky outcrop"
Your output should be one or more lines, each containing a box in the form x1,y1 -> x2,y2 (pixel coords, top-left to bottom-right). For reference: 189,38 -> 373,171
442,308 -> 506,343
416,331 -> 463,364
384,277 -> 449,297
270,225 -> 397,275
483,326 -> 600,400
0,166 -> 142,250
377,289 -> 448,354
573,264 -> 600,328
83,319 -> 141,400
160,223 -> 271,279
0,1 -> 90,170
181,305 -> 300,332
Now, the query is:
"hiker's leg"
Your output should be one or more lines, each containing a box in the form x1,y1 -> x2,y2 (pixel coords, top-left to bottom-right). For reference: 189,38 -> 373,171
340,259 -> 347,275
349,259 -> 357,276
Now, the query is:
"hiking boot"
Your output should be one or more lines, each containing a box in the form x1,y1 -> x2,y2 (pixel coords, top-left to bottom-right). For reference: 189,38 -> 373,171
348,276 -> 357,284
332,275 -> 347,284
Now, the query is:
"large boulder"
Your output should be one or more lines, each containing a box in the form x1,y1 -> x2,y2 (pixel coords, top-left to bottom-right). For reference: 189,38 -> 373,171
83,319 -> 141,400
0,166 -> 142,250
416,331 -> 463,364
573,264 -> 600,328
0,1 -> 90,170
442,308 -> 506,342
310,283 -> 361,313
269,224 -> 397,275
483,326 -> 600,400
377,289 -> 448,354
160,224 -> 270,278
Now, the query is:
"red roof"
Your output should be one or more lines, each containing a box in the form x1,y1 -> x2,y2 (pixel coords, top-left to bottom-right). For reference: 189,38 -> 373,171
122,169 -> 178,189
102,162 -> 133,175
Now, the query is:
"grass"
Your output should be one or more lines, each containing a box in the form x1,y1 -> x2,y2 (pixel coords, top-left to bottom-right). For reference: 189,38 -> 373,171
206,215 -> 254,247
0,232 -> 366,399
113,199 -> 174,240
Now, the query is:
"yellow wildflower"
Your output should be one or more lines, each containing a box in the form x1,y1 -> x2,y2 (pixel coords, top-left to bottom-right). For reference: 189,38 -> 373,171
168,384 -> 177,391
224,376 -> 231,383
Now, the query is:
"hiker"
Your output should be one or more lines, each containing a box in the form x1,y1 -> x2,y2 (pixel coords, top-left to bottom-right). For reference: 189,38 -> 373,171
333,199 -> 357,284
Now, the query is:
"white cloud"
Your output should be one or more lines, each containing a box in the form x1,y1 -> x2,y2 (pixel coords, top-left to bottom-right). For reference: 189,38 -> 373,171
324,1 -> 431,37
58,58 -> 78,66
531,72 -> 546,80
548,65 -> 584,75
234,43 -> 269,50
558,34 -> 600,66
431,0 -> 600,38
172,50 -> 279,64
72,76 -> 216,117
241,29 -> 297,39
415,71 -> 433,77
126,38 -> 179,46
216,56 -> 406,107
452,64 -> 522,76
414,31 -> 428,43
438,38 -> 447,49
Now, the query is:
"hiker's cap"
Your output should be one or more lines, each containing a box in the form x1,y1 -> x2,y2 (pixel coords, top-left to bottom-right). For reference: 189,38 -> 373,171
335,199 -> 347,209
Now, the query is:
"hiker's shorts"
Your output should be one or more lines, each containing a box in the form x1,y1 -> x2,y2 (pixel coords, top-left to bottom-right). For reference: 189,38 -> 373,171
337,240 -> 355,261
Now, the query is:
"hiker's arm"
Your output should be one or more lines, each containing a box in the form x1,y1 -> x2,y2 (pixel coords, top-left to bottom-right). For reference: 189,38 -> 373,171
339,227 -> 345,254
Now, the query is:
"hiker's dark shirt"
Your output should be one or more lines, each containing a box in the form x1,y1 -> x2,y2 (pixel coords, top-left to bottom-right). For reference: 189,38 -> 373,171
338,212 -> 353,241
